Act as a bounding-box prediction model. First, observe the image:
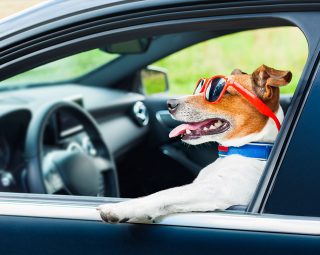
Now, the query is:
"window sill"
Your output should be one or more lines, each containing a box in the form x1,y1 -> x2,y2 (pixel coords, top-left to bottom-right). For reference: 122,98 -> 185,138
0,193 -> 319,235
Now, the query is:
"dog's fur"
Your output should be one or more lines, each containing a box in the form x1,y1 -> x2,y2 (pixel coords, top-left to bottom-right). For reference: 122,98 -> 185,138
98,64 -> 292,223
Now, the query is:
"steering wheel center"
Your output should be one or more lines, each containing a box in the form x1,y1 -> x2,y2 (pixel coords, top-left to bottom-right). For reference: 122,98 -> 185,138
25,101 -> 119,197
44,151 -> 103,196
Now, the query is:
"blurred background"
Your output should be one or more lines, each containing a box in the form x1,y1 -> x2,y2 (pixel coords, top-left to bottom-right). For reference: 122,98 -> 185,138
0,1 -> 308,95
0,0 -> 42,19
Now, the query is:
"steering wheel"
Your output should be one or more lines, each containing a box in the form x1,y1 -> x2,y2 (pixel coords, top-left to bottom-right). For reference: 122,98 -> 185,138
25,101 -> 119,197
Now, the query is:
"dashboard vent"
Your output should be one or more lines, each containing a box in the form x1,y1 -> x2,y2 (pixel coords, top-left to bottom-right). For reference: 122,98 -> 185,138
132,101 -> 149,126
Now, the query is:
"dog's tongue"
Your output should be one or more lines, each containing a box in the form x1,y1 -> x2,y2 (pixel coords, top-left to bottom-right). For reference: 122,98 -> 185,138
169,120 -> 211,138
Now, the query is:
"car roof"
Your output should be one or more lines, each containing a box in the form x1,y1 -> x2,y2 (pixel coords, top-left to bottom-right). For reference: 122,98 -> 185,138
0,0 -> 124,40
1,0 -> 309,47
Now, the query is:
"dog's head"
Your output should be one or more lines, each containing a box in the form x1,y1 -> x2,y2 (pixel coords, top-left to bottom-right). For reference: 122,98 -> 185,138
168,65 -> 292,146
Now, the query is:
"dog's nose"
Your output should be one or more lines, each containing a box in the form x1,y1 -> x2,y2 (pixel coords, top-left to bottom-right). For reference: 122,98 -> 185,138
167,99 -> 180,113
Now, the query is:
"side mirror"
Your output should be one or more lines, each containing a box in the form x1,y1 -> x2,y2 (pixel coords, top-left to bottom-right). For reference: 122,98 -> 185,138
141,66 -> 169,95
100,38 -> 151,54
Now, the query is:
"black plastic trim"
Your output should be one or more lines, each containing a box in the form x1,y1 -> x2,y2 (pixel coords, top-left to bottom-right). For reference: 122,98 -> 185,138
248,15 -> 320,213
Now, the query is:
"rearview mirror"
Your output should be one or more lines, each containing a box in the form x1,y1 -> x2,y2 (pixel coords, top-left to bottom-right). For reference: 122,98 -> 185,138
141,66 -> 169,95
101,38 -> 151,54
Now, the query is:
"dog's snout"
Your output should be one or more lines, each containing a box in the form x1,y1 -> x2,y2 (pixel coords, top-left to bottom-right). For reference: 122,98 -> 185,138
167,99 -> 180,113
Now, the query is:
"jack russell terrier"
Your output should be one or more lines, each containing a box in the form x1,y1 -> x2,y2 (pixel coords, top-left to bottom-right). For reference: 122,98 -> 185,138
97,64 -> 292,223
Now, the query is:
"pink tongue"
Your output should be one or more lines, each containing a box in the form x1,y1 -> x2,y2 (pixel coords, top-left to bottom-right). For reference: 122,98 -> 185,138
169,120 -> 212,138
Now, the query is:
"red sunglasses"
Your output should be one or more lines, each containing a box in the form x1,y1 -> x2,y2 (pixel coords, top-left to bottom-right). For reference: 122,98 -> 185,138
193,75 -> 281,131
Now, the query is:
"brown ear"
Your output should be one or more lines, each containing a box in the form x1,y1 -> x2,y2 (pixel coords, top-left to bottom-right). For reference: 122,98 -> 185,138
252,64 -> 292,100
231,68 -> 247,75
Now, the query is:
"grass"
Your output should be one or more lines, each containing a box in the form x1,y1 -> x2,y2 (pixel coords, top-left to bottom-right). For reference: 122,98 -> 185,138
1,49 -> 119,85
154,27 -> 308,95
1,27 -> 308,96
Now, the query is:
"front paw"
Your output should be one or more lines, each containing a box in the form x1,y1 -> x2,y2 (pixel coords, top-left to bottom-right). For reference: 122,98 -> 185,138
97,203 -> 126,223
97,202 -> 155,224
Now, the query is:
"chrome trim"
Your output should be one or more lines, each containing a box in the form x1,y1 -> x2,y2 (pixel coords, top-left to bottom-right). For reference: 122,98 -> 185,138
158,213 -> 320,235
132,101 -> 149,126
0,202 -> 101,221
60,125 -> 83,137
0,200 -> 320,235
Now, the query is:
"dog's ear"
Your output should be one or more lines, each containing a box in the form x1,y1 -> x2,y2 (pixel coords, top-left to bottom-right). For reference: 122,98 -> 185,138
231,68 -> 247,75
252,64 -> 292,100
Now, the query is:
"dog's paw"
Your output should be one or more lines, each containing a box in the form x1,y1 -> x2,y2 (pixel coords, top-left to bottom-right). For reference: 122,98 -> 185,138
97,204 -> 125,223
97,202 -> 155,224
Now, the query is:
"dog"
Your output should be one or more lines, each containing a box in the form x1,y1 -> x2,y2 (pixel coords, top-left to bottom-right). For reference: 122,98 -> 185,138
97,64 -> 292,223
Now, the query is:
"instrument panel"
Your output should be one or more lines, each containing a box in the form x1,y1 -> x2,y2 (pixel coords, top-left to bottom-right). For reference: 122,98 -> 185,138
0,85 -> 147,194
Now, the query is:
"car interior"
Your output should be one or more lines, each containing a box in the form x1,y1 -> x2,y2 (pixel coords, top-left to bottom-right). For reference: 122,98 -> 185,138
0,26 -> 307,206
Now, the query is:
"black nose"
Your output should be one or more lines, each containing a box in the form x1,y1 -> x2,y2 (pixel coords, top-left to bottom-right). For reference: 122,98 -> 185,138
167,99 -> 180,113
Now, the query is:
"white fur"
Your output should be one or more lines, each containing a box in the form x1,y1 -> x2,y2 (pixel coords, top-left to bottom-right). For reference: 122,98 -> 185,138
98,107 -> 283,223
219,107 -> 283,147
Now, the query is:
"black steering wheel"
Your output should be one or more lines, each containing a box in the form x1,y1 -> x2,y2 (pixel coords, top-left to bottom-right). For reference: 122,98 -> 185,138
25,101 -> 119,197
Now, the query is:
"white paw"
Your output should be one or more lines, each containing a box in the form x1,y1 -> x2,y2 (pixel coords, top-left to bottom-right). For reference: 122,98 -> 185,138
97,201 -> 155,224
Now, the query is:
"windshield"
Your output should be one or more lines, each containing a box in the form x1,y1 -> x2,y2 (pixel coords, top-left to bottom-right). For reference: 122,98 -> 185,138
0,49 -> 119,89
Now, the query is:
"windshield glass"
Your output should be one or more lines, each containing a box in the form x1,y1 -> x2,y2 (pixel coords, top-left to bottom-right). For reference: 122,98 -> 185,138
0,49 -> 119,89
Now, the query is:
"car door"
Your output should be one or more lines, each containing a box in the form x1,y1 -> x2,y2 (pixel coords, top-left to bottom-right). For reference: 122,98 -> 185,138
1,1 -> 320,255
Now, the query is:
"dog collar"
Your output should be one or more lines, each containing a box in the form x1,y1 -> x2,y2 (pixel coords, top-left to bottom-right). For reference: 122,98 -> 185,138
218,142 -> 273,161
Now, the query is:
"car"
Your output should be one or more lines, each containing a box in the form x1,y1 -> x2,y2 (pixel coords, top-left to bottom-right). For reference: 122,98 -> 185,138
0,0 -> 320,254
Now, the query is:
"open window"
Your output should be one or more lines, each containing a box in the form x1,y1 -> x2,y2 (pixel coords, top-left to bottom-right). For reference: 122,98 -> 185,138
0,11 -> 313,227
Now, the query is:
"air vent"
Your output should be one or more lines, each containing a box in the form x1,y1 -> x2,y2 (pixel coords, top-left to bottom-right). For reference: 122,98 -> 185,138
132,101 -> 149,126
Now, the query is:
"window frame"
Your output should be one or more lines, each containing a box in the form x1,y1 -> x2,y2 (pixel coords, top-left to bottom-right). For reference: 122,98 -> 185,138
260,59 -> 320,216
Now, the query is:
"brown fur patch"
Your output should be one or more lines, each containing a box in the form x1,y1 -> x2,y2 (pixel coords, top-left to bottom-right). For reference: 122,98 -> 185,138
180,65 -> 291,141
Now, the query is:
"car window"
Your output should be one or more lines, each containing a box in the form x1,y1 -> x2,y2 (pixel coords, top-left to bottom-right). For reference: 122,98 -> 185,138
0,24 -> 310,223
0,49 -> 119,88
149,27 -> 308,96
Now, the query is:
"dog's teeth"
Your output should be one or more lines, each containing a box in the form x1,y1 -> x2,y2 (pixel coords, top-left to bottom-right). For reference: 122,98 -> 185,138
186,129 -> 191,134
203,127 -> 208,131
210,125 -> 215,130
215,121 -> 222,127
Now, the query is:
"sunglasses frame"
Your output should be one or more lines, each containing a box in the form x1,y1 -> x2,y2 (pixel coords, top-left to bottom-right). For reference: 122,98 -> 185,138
194,75 -> 281,131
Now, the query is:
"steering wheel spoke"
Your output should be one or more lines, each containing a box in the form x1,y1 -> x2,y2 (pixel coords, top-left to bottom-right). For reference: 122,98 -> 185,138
44,169 -> 65,194
25,101 -> 119,197
92,156 -> 114,173
42,151 -> 68,194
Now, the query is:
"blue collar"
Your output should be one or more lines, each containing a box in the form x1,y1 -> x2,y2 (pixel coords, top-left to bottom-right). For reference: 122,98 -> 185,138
218,142 -> 273,161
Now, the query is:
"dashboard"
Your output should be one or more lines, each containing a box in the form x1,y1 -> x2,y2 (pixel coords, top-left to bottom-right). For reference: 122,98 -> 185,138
0,84 -> 149,193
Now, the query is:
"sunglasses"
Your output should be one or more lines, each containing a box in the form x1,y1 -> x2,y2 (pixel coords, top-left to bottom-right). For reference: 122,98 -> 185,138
193,75 -> 281,131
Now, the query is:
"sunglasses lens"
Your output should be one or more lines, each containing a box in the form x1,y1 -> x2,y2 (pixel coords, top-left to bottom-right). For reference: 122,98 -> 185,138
205,78 -> 226,102
194,79 -> 205,94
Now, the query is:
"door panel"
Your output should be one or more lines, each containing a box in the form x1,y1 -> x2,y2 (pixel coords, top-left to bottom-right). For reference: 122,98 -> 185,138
1,215 -> 319,255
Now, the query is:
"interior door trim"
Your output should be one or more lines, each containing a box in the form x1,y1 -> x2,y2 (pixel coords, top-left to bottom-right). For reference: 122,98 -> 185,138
0,199 -> 320,235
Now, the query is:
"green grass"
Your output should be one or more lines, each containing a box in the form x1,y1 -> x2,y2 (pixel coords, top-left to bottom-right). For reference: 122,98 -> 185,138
153,27 -> 308,95
1,49 -> 118,85
1,27 -> 308,96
